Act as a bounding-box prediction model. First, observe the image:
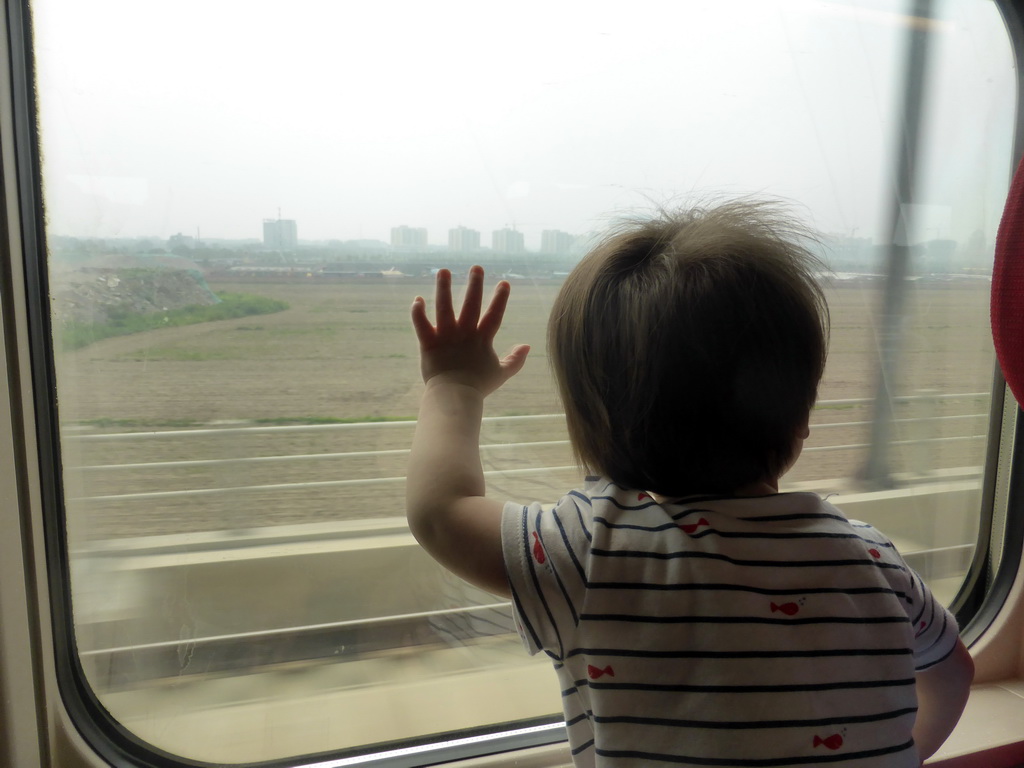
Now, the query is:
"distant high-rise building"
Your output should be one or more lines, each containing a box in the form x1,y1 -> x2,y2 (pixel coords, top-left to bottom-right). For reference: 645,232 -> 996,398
492,228 -> 525,254
448,226 -> 481,253
168,232 -> 195,251
391,225 -> 428,250
540,229 -> 575,255
263,218 -> 298,250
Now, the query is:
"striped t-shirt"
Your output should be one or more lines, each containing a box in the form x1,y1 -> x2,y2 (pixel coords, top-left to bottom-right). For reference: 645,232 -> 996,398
501,478 -> 959,767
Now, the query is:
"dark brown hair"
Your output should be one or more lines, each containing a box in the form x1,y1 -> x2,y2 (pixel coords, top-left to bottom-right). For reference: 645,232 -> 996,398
548,200 -> 830,496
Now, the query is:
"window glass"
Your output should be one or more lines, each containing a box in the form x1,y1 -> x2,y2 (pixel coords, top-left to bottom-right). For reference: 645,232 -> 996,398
33,0 -> 1013,763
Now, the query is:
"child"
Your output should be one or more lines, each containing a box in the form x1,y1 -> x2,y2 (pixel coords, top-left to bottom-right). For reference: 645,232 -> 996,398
406,200 -> 973,767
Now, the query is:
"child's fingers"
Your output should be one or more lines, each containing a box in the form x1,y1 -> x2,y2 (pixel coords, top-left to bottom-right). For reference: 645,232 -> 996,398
458,266 -> 485,329
433,269 -> 456,332
478,280 -> 512,340
410,296 -> 435,343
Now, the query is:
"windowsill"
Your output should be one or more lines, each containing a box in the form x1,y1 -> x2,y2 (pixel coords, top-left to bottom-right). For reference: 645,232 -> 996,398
50,681 -> 1024,768
926,682 -> 1024,767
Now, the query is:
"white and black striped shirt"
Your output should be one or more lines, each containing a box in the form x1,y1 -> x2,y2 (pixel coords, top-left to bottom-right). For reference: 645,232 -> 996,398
501,478 -> 959,767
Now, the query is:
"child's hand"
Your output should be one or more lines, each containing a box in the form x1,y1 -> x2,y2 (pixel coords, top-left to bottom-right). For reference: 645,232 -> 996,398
411,266 -> 530,396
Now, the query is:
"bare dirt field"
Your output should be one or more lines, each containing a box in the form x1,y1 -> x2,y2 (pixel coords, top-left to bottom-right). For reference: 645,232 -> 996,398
55,276 -> 996,539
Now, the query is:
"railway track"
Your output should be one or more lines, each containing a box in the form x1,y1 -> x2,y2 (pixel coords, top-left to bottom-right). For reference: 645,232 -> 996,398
62,393 -> 990,539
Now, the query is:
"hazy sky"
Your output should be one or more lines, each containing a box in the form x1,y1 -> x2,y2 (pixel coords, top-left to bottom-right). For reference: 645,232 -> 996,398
32,0 -> 1016,249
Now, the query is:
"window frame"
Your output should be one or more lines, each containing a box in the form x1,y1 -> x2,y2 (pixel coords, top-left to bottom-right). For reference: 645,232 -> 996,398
951,0 -> 1024,646
3,0 -> 1023,766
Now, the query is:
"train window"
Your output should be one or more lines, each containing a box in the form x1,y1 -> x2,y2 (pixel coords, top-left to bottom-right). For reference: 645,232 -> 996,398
27,0 -> 1015,764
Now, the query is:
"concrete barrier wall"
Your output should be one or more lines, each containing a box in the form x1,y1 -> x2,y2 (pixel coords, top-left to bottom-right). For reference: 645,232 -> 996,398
73,481 -> 982,661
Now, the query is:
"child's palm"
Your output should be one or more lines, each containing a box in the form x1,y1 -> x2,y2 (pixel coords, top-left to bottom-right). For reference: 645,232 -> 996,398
411,267 -> 529,396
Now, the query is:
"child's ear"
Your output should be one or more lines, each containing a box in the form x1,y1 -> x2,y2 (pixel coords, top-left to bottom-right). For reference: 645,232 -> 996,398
796,418 -> 810,441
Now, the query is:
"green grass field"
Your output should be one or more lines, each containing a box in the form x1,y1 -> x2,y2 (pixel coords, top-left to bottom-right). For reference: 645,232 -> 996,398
59,292 -> 289,350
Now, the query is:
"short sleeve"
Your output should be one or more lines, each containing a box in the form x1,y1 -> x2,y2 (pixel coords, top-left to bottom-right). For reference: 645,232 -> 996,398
855,520 -> 961,671
902,566 -> 961,670
501,494 -> 592,661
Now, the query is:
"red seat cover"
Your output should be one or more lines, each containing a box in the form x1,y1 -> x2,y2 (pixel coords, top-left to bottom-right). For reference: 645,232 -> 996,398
993,154 -> 1024,405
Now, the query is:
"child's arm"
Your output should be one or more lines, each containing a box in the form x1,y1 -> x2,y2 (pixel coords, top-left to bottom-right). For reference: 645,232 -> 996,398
406,267 -> 530,597
913,637 -> 974,761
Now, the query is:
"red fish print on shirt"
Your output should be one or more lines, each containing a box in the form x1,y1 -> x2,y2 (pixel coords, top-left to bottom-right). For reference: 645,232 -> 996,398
868,548 -> 881,559
813,734 -> 844,750
588,664 -> 615,679
679,517 -> 710,535
915,621 -> 928,638
637,492 -> 651,501
770,602 -> 800,616
531,532 -> 546,564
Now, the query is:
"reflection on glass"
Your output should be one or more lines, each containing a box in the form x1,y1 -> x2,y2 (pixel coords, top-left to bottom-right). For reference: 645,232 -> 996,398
34,0 -> 1012,762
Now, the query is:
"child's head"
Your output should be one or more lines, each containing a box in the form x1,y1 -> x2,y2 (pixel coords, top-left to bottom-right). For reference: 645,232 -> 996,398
548,199 -> 830,496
